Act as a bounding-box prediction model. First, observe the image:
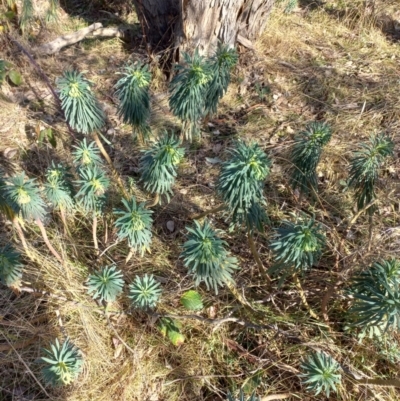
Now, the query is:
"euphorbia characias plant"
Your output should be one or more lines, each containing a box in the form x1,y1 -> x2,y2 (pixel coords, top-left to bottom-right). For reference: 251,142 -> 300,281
72,138 -> 103,169
44,162 -> 75,234
180,220 -> 239,294
87,264 -> 124,303
269,215 -> 325,282
113,197 -> 153,262
347,258 -> 400,337
41,337 -> 83,386
74,165 -> 109,253
115,62 -> 151,142
4,173 -> 64,264
348,133 -> 394,215
169,50 -> 210,141
57,70 -> 105,135
289,121 -> 332,197
56,69 -> 118,174
269,214 -> 325,318
139,133 -> 185,205
128,274 -> 162,310
216,141 -> 271,280
216,141 -> 270,231
299,352 -> 341,397
205,43 -> 238,117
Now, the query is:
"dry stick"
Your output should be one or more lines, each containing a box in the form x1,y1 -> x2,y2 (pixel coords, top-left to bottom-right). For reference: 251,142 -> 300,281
35,218 -> 64,264
34,22 -> 102,55
34,24 -> 129,55
192,204 -> 226,220
293,273 -> 320,321
92,132 -> 129,198
262,395 -> 291,401
7,34 -> 75,140
321,198 -> 379,323
247,231 -> 271,284
92,214 -> 99,254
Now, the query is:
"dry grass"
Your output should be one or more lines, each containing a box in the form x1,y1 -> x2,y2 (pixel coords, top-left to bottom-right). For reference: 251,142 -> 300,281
1,0 -> 400,400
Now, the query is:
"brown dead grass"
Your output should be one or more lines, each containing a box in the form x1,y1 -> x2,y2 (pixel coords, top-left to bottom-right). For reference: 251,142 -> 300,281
1,0 -> 400,400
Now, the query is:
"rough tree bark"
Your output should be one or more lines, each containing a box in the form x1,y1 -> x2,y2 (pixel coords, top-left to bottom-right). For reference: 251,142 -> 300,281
132,0 -> 275,57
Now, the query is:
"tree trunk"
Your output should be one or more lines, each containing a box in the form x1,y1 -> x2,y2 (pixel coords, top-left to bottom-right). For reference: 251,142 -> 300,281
132,0 -> 275,57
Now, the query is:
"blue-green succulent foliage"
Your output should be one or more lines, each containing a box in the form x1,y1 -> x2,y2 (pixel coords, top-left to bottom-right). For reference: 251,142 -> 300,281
348,259 -> 400,336
205,43 -> 238,116
289,121 -> 331,197
74,166 -> 109,213
139,133 -> 185,202
169,50 -> 211,141
113,197 -> 153,256
41,337 -> 83,386
216,141 -> 270,231
87,265 -> 124,303
57,70 -> 105,135
115,63 -> 151,138
72,138 -> 103,168
348,133 -> 393,215
181,220 -> 239,293
299,352 -> 341,397
0,244 -> 24,287
44,162 -> 75,212
269,216 -> 325,281
5,173 -> 47,221
128,274 -> 162,310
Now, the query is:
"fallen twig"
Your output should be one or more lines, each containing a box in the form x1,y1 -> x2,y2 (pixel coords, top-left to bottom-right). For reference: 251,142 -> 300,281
34,23 -> 129,55
35,23 -> 102,55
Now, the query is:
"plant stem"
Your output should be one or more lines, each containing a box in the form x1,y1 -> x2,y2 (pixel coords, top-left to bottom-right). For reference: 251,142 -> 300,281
12,217 -> 29,254
93,214 -> 99,254
293,273 -> 319,320
92,131 -> 129,198
145,193 -> 159,208
92,131 -> 113,165
35,218 -> 64,264
125,248 -> 134,263
59,207 -> 70,236
192,204 -> 226,220
247,231 -> 271,284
